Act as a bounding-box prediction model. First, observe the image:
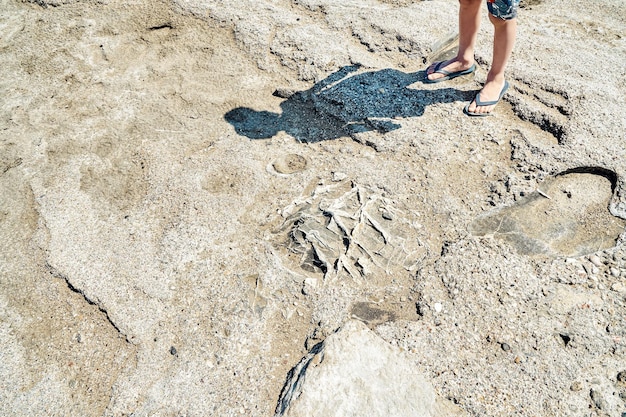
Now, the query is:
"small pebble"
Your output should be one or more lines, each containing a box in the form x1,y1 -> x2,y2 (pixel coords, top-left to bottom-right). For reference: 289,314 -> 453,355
170,346 -> 178,356
610,267 -> 620,277
570,381 -> 583,391
590,389 -> 607,410
415,303 -> 425,316
433,303 -> 443,313
381,210 -> 394,220
302,278 -> 318,295
501,343 -> 511,351
589,255 -> 603,267
273,88 -> 297,98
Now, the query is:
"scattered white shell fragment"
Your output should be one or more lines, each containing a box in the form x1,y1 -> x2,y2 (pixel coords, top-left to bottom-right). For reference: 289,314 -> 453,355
536,189 -> 551,199
332,171 -> 347,182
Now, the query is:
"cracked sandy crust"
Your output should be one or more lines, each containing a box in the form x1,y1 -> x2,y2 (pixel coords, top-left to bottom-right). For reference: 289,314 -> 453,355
1,0 -> 625,416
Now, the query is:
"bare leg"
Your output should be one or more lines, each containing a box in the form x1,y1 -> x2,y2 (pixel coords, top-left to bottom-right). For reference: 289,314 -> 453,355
427,0 -> 482,81
466,13 -> 517,114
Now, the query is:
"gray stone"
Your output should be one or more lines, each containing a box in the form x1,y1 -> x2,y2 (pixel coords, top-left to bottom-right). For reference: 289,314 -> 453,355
276,320 -> 466,417
470,173 -> 625,257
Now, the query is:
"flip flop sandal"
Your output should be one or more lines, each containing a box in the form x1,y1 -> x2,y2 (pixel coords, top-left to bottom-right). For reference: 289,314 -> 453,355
423,61 -> 476,84
463,81 -> 510,117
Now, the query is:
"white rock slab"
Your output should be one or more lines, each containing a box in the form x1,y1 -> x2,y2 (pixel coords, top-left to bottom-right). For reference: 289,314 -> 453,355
276,320 -> 465,417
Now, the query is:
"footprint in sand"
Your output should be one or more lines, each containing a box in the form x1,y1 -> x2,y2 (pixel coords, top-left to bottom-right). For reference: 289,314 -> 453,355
471,171 -> 626,257
271,154 -> 308,175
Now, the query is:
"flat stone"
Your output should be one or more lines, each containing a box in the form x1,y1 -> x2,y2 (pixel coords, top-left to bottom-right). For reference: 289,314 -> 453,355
275,320 -> 466,417
470,173 -> 626,257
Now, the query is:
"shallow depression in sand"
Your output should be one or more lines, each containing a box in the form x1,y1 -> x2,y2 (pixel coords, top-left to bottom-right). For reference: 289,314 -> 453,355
471,172 -> 626,257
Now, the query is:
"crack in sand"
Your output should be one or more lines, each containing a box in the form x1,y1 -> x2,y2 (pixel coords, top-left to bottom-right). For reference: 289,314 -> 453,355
45,262 -> 132,344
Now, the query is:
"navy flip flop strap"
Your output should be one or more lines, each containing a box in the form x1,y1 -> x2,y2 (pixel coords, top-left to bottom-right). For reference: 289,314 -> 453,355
475,81 -> 509,106
433,61 -> 451,75
474,95 -> 500,107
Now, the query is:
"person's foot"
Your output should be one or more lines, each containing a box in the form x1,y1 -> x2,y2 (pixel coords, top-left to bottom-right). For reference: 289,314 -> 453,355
426,58 -> 475,82
465,78 -> 508,115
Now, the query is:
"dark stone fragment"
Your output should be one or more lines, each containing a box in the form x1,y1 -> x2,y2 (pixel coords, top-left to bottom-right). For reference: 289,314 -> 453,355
590,389 -> 607,410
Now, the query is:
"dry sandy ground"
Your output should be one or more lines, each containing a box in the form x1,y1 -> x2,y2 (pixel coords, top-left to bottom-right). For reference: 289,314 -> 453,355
1,0 -> 626,416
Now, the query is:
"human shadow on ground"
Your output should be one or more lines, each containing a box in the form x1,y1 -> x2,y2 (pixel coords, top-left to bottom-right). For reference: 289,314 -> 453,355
225,64 -> 471,143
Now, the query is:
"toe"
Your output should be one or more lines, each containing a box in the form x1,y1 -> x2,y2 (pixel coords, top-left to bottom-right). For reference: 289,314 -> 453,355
426,60 -> 443,74
426,64 -> 442,80
426,60 -> 450,80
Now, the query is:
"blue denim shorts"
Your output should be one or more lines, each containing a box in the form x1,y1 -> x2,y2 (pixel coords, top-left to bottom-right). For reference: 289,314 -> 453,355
487,0 -> 520,20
